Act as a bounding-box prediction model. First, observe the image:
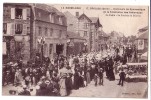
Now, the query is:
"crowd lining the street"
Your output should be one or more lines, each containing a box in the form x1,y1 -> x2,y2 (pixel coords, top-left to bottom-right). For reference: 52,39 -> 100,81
2,45 -> 140,96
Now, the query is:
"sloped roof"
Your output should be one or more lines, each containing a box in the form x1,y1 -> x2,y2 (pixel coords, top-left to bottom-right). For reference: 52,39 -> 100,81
34,3 -> 64,16
138,26 -> 148,32
137,30 -> 148,39
89,17 -> 98,23
67,31 -> 85,40
78,13 -> 92,22
4,3 -> 30,7
98,30 -> 108,37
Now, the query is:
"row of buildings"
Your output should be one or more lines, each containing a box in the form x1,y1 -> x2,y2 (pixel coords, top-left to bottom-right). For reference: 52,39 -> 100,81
4,3 -> 142,63
3,3 -> 110,63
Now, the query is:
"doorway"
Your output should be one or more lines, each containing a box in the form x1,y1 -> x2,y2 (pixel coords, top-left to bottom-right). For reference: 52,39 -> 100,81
56,44 -> 64,56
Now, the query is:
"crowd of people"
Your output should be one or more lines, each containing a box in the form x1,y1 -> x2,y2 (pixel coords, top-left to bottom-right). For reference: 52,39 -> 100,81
3,46 -> 136,96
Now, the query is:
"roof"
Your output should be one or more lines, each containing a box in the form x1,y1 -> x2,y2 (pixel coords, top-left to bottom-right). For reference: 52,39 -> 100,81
78,13 -> 92,22
34,3 -> 64,16
138,26 -> 148,32
4,3 -> 31,7
67,31 -> 85,40
137,30 -> 148,39
98,30 -> 108,37
89,17 -> 98,23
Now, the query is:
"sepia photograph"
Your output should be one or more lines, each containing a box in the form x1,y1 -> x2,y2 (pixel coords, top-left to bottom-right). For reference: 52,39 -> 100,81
2,2 -> 149,98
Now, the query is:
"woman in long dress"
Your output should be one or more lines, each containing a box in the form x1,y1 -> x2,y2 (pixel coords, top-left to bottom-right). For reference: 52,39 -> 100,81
59,65 -> 68,96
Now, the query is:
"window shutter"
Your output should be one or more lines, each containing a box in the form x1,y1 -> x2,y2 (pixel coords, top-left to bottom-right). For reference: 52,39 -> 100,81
23,24 -> 27,35
11,23 -> 15,35
7,23 -> 12,35
11,8 -> 15,19
27,8 -> 30,19
23,9 -> 27,20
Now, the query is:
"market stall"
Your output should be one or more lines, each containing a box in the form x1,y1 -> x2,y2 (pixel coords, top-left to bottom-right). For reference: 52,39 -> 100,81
125,62 -> 147,82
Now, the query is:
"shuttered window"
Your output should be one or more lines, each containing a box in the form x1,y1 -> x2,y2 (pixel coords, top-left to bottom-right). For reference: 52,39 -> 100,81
15,8 -> 23,19
15,24 -> 23,34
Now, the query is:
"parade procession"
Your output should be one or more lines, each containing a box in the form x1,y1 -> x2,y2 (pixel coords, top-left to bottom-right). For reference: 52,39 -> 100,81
2,3 -> 149,98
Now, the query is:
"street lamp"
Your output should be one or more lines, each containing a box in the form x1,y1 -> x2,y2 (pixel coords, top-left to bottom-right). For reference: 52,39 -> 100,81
37,37 -> 45,65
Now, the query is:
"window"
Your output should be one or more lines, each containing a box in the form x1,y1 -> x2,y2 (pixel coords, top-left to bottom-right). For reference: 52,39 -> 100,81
27,27 -> 30,34
49,44 -> 53,54
15,8 -> 23,19
59,30 -> 62,38
38,27 -> 42,36
50,28 -> 53,36
51,15 -> 54,23
3,23 -> 7,34
59,17 -> 62,25
45,28 -> 48,36
84,23 -> 89,29
27,8 -> 30,20
84,31 -> 87,37
15,24 -> 23,34
49,14 -> 52,22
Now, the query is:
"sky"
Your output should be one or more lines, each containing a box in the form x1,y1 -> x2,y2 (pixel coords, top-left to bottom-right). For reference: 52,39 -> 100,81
53,4 -> 149,37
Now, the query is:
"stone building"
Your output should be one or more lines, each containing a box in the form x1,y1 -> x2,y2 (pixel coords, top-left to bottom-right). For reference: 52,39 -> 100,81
31,4 -> 67,60
64,12 -> 102,52
3,3 -> 67,63
3,3 -> 32,63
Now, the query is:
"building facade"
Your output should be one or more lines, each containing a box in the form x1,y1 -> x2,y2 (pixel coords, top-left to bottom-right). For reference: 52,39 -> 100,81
136,26 -> 148,54
31,4 -> 67,60
3,3 -> 32,63
67,31 -> 85,56
97,30 -> 109,51
3,3 -> 68,63
64,12 -> 102,53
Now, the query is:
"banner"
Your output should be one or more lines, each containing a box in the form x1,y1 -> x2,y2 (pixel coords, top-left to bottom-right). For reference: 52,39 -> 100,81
138,39 -> 144,50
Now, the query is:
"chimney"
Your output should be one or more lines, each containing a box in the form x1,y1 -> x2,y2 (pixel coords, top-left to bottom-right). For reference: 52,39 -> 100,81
76,12 -> 79,17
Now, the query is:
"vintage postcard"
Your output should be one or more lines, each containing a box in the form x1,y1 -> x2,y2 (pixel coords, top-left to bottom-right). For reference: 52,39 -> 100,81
2,3 -> 149,98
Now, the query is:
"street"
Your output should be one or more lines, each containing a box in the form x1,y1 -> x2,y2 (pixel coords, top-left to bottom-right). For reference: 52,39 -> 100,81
2,75 -> 147,98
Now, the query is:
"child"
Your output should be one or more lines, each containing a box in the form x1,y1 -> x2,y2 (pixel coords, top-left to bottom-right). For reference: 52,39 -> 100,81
94,74 -> 98,86
118,68 -> 126,86
98,68 -> 104,85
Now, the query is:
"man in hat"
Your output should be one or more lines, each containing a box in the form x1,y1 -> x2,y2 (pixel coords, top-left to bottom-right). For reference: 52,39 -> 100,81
18,85 -> 31,96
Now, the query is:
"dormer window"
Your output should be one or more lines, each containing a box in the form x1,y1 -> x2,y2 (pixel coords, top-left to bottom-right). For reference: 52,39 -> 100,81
51,14 -> 54,23
59,17 -> 62,25
49,14 -> 52,22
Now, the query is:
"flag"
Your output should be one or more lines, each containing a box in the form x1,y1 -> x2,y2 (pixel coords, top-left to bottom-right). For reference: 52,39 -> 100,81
95,18 -> 102,28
